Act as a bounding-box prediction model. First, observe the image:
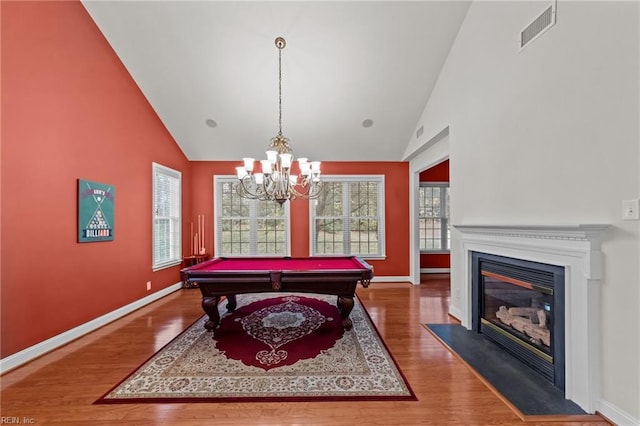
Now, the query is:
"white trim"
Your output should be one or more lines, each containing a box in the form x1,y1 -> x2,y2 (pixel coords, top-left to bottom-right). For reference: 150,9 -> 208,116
455,224 -> 609,414
449,305 -> 463,323
407,129 -> 450,285
421,268 -> 451,274
597,399 -> 640,426
152,162 -> 182,269
370,275 -> 412,283
0,282 -> 183,375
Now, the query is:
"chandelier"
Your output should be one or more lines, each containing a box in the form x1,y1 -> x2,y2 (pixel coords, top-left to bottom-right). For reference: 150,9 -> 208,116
235,37 -> 322,205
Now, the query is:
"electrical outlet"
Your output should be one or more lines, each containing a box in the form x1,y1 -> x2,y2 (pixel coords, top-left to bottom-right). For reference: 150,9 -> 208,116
146,281 -> 152,291
622,199 -> 640,220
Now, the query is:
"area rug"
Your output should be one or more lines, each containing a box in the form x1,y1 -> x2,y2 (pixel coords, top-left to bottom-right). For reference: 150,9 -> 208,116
96,293 -> 416,403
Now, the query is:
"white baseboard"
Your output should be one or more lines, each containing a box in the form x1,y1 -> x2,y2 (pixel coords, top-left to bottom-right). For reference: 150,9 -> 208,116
448,306 -> 463,323
0,282 -> 183,375
370,276 -> 412,283
598,399 -> 639,426
420,268 -> 451,274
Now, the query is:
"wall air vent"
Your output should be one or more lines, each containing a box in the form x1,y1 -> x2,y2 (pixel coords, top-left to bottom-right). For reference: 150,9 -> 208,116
416,125 -> 424,139
520,2 -> 556,50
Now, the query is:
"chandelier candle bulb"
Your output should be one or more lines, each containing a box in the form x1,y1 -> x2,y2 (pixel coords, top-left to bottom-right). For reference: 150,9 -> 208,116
243,158 -> 255,171
266,151 -> 278,163
261,160 -> 272,174
280,153 -> 292,168
236,167 -> 248,179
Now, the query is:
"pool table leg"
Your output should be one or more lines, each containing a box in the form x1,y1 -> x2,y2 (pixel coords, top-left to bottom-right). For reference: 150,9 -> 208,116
201,296 -> 221,331
225,294 -> 237,312
337,296 -> 354,331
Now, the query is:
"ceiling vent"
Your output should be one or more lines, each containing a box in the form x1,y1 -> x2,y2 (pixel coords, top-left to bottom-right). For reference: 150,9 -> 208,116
520,2 -> 556,50
416,125 -> 424,139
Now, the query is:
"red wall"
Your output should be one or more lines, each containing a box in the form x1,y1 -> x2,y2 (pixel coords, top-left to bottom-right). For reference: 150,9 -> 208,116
190,161 -> 410,277
1,1 -> 191,358
419,160 -> 450,269
1,1 -> 411,361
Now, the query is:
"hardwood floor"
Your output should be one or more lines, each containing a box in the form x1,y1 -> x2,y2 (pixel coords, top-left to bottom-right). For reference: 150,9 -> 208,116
1,275 -> 611,425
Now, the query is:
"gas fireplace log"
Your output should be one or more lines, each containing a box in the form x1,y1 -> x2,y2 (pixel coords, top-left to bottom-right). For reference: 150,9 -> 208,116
508,307 -> 540,322
537,309 -> 547,328
523,323 -> 551,347
509,316 -> 530,333
496,306 -> 514,325
495,306 -> 551,347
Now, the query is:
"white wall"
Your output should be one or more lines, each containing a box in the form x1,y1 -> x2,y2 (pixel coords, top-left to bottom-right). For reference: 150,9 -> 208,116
405,1 -> 640,423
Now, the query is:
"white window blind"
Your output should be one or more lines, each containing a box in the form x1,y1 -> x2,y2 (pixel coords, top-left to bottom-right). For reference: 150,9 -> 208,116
152,163 -> 182,270
310,175 -> 385,258
214,176 -> 290,256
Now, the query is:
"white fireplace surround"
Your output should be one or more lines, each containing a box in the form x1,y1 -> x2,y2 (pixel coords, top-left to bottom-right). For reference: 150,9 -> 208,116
454,224 -> 609,414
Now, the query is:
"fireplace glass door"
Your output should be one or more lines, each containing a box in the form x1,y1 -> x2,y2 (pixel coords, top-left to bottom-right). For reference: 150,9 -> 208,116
472,252 -> 565,390
481,272 -> 553,359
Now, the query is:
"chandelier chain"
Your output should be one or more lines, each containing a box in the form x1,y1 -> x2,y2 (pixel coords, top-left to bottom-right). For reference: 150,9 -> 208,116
278,44 -> 283,136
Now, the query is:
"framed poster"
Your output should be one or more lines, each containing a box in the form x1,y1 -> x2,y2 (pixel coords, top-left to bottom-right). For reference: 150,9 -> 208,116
78,179 -> 115,242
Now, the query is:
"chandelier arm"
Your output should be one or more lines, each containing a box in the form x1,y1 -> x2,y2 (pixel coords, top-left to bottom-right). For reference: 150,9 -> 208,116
237,184 -> 251,199
235,179 -> 258,200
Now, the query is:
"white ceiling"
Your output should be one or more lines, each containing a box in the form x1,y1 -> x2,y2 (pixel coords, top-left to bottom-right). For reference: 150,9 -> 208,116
82,1 -> 470,162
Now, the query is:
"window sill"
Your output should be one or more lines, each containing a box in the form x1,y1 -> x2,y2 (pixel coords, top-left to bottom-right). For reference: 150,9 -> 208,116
152,260 -> 182,272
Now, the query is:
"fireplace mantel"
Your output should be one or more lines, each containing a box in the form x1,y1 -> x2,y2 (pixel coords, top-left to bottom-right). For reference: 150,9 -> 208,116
454,224 -> 609,243
454,224 -> 610,413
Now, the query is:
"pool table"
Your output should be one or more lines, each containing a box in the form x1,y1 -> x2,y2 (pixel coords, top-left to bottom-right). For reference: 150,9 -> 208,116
180,256 -> 374,332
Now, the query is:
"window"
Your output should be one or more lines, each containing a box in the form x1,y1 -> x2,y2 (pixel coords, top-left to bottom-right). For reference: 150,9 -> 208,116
418,183 -> 450,252
215,177 -> 290,256
152,163 -> 182,270
311,175 -> 385,258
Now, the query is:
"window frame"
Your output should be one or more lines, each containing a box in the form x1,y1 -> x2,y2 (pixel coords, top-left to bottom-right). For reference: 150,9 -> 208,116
152,162 -> 182,271
418,181 -> 450,253
309,174 -> 386,259
214,175 -> 291,257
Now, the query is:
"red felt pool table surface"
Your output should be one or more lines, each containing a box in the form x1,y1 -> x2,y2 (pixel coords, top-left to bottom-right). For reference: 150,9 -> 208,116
187,256 -> 368,272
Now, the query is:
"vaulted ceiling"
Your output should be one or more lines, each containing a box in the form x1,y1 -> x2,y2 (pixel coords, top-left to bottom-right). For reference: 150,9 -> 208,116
82,1 -> 470,162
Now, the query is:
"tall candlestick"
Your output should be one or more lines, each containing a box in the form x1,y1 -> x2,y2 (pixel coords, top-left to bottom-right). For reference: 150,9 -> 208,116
193,234 -> 197,256
201,215 -> 205,254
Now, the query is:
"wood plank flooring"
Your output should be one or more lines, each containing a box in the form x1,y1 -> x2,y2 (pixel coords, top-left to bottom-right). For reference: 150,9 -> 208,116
0,275 -> 612,425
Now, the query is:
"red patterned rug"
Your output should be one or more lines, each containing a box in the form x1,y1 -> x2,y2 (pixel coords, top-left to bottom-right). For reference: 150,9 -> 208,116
96,293 -> 415,403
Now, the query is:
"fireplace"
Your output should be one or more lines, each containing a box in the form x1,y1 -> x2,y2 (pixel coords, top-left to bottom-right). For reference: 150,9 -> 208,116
455,224 -> 608,413
471,252 -> 565,390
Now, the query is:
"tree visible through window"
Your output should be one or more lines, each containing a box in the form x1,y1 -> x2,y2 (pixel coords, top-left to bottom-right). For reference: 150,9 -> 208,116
418,183 -> 450,251
152,163 -> 182,270
215,177 -> 289,256
311,176 -> 385,258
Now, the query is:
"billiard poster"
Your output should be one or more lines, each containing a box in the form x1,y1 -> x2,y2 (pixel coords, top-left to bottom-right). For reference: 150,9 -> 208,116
78,179 -> 114,242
